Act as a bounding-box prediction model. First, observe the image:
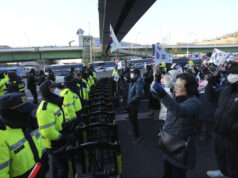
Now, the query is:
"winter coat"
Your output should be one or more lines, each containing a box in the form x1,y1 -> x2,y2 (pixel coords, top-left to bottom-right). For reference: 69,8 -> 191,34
206,83 -> 238,139
160,94 -> 202,169
198,93 -> 217,123
127,76 -> 144,108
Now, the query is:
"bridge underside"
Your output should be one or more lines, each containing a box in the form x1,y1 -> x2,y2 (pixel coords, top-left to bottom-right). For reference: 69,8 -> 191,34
99,0 -> 156,55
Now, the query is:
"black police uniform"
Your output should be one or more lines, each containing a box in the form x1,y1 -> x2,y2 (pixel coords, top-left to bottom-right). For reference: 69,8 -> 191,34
47,70 -> 56,82
7,72 -> 25,93
27,70 -> 38,104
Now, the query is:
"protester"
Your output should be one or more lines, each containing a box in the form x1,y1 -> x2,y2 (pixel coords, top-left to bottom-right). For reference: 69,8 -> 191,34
148,67 -> 161,119
197,66 -> 217,141
127,68 -> 144,143
143,65 -> 153,97
151,73 -> 202,178
206,62 -> 238,178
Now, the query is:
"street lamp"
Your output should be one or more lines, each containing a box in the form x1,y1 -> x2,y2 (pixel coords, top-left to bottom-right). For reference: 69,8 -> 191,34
24,33 -> 30,47
68,40 -> 75,47
187,32 -> 195,58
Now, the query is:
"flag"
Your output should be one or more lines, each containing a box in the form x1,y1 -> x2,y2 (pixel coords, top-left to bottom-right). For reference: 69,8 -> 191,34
192,52 -> 202,60
218,52 -> 232,66
110,24 -> 120,53
152,43 -> 170,66
118,61 -> 122,69
209,48 -> 225,65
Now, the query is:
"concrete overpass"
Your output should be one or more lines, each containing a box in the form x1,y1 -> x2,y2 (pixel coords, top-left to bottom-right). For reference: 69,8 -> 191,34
0,46 -> 126,63
1,44 -> 238,63
99,0 -> 156,54
119,44 -> 238,56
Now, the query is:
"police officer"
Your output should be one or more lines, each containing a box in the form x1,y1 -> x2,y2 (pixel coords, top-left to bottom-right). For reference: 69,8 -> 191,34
90,66 -> 97,81
60,74 -> 82,122
6,71 -> 25,93
0,92 -> 48,178
75,72 -> 88,107
37,70 -> 46,86
37,81 -> 71,178
112,66 -> 120,95
70,67 -> 75,77
159,62 -> 167,73
47,69 -> 56,82
27,69 -> 38,104
87,69 -> 95,87
0,72 -> 6,96
81,72 -> 90,103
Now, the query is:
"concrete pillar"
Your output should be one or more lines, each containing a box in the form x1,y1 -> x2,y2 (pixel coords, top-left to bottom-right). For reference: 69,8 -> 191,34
36,59 -> 51,71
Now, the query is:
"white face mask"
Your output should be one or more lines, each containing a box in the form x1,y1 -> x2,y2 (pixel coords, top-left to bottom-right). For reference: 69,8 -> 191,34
53,88 -> 61,96
227,74 -> 238,84
130,73 -> 135,79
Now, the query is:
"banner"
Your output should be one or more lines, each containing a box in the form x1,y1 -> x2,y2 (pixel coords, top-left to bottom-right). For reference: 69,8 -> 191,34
192,52 -> 202,60
152,43 -> 170,66
110,24 -> 121,53
198,80 -> 208,94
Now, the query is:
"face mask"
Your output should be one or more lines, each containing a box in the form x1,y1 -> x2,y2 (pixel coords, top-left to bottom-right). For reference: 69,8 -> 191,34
130,73 -> 134,79
53,88 -> 61,96
227,74 -> 238,84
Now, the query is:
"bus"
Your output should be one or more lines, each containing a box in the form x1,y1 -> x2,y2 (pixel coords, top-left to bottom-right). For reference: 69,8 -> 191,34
44,63 -> 85,83
89,61 -> 116,72
128,58 -> 153,68
0,66 -> 27,78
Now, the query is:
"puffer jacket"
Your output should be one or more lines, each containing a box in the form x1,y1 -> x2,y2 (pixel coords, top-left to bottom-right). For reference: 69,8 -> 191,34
127,76 -> 144,108
160,94 -> 202,169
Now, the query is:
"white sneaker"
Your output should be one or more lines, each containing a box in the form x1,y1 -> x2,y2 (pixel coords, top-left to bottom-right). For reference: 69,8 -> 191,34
206,170 -> 225,177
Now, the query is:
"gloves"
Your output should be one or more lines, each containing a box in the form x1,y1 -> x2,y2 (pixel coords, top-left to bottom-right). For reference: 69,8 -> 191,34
51,132 -> 76,148
150,81 -> 166,98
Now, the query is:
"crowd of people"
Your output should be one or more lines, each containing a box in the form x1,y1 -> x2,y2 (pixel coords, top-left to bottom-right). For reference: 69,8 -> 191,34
113,58 -> 238,178
1,57 -> 238,177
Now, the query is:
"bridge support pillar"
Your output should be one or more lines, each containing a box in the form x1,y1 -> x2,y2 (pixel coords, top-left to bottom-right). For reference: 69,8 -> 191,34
36,59 -> 52,71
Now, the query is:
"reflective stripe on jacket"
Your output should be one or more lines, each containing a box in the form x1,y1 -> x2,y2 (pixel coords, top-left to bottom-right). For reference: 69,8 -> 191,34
0,127 -> 45,178
36,100 -> 64,148
60,88 -> 82,121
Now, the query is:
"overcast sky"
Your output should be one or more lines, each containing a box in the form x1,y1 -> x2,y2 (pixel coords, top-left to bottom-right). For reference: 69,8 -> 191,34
0,0 -> 237,47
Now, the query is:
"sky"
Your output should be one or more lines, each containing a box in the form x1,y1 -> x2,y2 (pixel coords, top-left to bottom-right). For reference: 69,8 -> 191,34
0,0 -> 238,47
